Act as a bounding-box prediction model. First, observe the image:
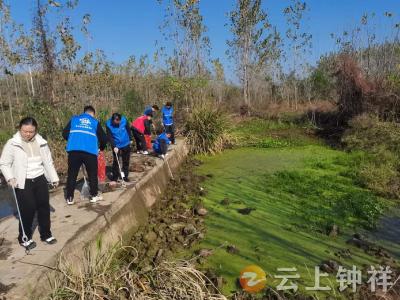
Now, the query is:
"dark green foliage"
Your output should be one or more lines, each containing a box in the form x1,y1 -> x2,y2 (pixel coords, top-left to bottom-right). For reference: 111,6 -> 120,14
119,89 -> 144,121
22,100 -> 72,141
96,108 -> 111,127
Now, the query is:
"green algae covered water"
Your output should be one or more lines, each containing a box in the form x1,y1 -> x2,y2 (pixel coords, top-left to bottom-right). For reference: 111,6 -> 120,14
193,144 -> 400,298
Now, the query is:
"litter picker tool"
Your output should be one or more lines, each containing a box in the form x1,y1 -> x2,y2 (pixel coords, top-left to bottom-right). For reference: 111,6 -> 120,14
114,150 -> 126,188
11,186 -> 30,252
161,155 -> 174,180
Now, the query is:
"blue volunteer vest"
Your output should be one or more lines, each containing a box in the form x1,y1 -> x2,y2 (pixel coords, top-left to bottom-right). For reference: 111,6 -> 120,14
153,132 -> 171,153
106,116 -> 130,148
66,113 -> 99,155
162,106 -> 174,126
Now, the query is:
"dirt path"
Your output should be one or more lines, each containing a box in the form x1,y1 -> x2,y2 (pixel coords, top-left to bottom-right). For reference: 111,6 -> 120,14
0,142 -> 186,299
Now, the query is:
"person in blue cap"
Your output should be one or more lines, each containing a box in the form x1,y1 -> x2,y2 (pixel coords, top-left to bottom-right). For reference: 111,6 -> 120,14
161,101 -> 175,144
106,113 -> 132,182
143,104 -> 159,117
62,105 -> 107,205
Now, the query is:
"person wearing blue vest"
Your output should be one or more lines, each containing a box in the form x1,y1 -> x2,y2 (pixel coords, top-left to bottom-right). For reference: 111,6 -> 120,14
162,102 -> 175,144
62,105 -> 107,205
153,130 -> 172,159
106,113 -> 132,182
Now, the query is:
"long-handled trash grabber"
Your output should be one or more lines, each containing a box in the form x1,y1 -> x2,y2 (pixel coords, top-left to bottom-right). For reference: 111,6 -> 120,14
11,186 -> 30,252
161,155 -> 174,180
114,151 -> 126,188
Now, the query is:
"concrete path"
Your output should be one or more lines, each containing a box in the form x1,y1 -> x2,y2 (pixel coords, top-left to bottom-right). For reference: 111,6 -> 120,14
0,141 -> 186,299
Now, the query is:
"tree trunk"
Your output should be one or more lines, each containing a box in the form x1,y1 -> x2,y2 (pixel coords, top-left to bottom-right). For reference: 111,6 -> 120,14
29,66 -> 35,97
5,82 -> 14,128
12,74 -> 20,106
243,63 -> 249,106
0,90 -> 7,127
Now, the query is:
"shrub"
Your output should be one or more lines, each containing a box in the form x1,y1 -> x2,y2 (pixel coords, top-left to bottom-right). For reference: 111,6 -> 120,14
357,149 -> 400,198
343,114 -> 400,153
183,106 -> 235,155
342,114 -> 400,198
22,100 -> 73,141
3,100 -> 75,178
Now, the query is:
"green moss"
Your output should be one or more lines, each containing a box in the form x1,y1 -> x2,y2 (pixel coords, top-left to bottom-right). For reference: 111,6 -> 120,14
193,145 -> 398,298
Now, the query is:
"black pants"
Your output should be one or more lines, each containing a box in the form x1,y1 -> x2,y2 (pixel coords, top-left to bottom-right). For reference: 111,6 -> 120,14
66,151 -> 98,199
159,140 -> 168,155
15,175 -> 51,243
164,124 -> 175,144
132,128 -> 147,151
112,145 -> 131,180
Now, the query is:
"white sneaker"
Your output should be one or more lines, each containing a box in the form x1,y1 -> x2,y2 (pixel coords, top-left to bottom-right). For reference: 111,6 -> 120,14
142,151 -> 149,155
136,151 -> 141,154
66,198 -> 74,205
90,194 -> 103,203
20,239 -> 36,250
160,154 -> 165,159
42,236 -> 57,245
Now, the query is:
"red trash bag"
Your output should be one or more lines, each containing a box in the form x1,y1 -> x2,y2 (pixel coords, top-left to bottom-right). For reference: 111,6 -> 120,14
97,151 -> 106,183
145,135 -> 152,150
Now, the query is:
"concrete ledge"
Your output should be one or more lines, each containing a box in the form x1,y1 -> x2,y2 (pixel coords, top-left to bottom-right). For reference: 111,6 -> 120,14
0,140 -> 188,299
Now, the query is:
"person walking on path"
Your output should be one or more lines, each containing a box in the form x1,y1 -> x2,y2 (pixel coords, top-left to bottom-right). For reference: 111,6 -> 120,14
62,105 -> 107,205
0,117 -> 59,250
106,113 -> 132,182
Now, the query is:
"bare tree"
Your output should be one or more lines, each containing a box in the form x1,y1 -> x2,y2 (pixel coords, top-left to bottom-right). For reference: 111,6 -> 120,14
227,0 -> 278,109
211,58 -> 225,104
283,0 -> 312,110
33,0 -> 56,103
158,0 -> 210,78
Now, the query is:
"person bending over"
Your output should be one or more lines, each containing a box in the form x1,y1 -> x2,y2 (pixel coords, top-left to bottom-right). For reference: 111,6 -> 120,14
106,113 -> 132,182
62,105 -> 107,205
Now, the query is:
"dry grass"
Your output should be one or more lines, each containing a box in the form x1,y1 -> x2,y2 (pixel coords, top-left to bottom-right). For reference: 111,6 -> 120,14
183,106 -> 236,155
47,242 -> 226,300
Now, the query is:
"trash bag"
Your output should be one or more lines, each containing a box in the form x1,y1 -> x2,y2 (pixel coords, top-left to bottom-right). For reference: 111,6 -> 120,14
81,176 -> 91,200
145,135 -> 152,149
98,151 -> 106,183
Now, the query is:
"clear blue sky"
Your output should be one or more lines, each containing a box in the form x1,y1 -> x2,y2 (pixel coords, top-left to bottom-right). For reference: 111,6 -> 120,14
8,0 -> 400,78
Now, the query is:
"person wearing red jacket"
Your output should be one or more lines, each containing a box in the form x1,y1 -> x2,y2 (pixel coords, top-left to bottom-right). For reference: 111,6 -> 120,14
131,112 -> 152,155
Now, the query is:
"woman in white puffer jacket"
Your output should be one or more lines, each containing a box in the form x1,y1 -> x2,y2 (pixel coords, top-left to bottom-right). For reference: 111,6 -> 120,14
0,117 -> 59,250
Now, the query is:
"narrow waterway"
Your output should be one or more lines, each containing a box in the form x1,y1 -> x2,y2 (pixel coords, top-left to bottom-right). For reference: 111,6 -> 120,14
191,145 -> 400,297
0,188 -> 14,220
